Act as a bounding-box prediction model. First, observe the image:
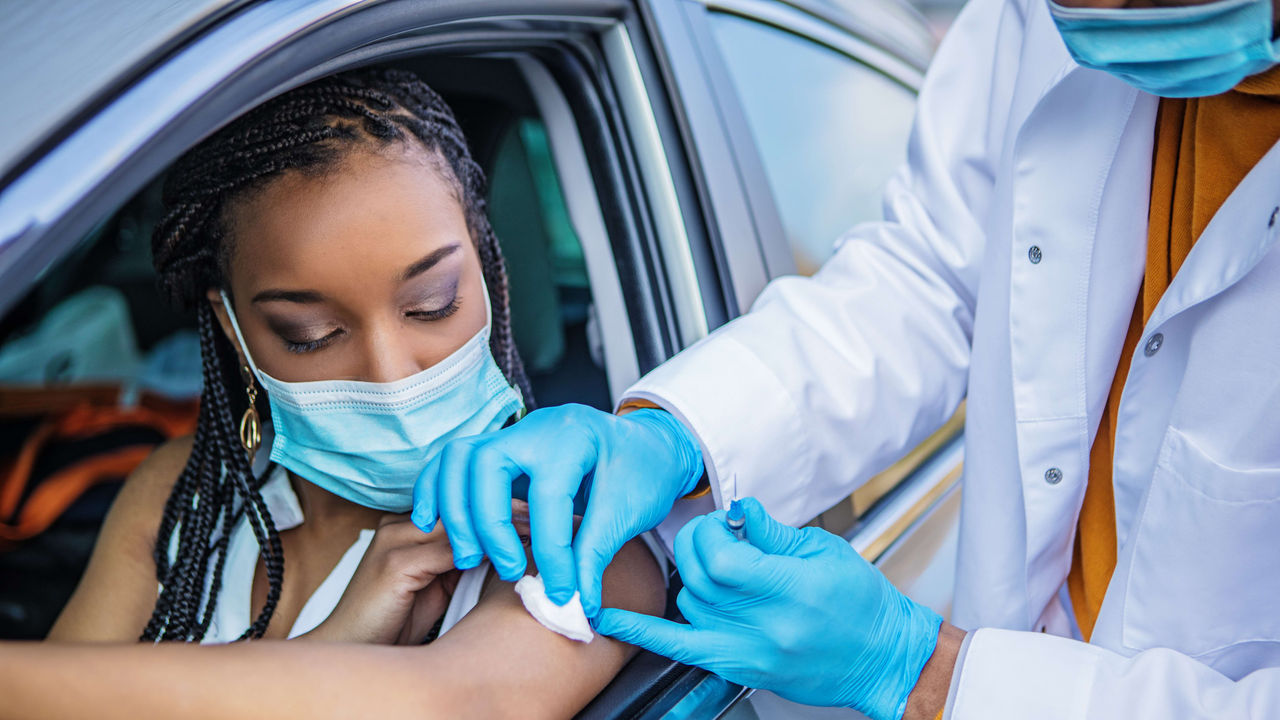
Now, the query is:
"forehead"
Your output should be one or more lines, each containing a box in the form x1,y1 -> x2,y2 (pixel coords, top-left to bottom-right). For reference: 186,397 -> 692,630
222,146 -> 473,293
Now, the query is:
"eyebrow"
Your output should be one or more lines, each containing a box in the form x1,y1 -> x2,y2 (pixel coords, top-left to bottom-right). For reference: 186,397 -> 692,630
401,244 -> 461,282
251,289 -> 325,304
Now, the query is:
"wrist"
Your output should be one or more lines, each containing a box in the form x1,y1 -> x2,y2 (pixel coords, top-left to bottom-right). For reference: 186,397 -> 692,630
903,622 -> 965,720
626,408 -> 704,496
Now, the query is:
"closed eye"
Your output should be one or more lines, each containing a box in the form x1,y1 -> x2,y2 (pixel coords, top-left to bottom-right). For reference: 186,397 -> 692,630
282,327 -> 344,354
406,296 -> 461,322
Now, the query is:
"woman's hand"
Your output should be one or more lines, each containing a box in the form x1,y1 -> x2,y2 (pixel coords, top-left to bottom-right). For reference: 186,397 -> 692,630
302,514 -> 459,645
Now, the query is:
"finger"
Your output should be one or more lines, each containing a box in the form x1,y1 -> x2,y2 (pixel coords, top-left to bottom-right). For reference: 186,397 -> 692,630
411,453 -> 442,532
378,514 -> 448,544
401,582 -> 450,646
691,512 -> 767,590
671,516 -> 723,603
386,540 -> 458,586
593,609 -> 707,666
528,457 -> 592,605
470,444 -> 527,581
739,497 -> 806,556
573,482 -> 634,619
673,586 -> 721,629
436,438 -> 485,569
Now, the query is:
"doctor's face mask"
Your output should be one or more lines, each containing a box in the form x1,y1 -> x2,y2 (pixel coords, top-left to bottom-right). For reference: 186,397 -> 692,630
1049,0 -> 1280,97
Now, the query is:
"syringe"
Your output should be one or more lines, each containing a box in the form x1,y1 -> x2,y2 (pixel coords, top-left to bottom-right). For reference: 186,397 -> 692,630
725,473 -> 746,540
726,498 -> 746,541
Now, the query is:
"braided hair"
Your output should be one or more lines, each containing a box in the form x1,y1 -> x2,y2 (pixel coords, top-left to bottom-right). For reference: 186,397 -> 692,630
145,68 -> 533,642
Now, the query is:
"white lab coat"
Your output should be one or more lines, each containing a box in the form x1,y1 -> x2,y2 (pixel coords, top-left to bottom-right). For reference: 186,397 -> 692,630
623,0 -> 1280,714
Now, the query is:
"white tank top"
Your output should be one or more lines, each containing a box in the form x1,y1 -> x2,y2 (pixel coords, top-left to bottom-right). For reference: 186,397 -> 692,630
171,460 -> 667,643
172,465 -> 490,644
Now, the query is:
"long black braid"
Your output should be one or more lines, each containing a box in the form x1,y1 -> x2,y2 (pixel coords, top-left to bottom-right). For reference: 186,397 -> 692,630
144,68 -> 533,642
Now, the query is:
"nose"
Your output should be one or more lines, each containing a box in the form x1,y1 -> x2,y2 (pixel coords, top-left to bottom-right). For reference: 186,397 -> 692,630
362,324 -> 423,383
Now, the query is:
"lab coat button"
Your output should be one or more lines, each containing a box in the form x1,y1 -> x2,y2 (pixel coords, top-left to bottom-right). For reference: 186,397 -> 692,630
1044,467 -> 1063,485
1028,245 -> 1042,264
1144,333 -> 1163,357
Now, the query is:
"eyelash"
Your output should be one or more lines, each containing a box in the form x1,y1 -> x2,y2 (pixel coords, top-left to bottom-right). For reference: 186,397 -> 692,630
283,329 -> 343,354
406,296 -> 461,322
280,297 -> 461,354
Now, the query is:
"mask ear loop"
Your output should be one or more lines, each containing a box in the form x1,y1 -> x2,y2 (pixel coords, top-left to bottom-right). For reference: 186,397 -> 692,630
219,290 -> 264,458
219,290 -> 263,378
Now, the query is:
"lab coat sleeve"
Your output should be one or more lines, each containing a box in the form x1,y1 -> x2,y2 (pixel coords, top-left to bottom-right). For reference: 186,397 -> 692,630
624,0 -> 1028,533
949,629 -> 1280,719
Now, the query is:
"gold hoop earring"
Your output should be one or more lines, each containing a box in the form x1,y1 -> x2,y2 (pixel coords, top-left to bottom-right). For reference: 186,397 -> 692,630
239,364 -> 262,459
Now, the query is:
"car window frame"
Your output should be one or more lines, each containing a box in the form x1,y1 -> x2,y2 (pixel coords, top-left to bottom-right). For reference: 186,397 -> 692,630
694,0 -> 926,281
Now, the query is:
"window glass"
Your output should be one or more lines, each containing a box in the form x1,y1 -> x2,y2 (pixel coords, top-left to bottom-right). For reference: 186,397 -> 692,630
486,117 -> 609,410
710,13 -> 917,274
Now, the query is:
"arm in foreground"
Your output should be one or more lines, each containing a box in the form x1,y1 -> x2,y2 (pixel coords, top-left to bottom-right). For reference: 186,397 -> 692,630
3,531 -> 664,720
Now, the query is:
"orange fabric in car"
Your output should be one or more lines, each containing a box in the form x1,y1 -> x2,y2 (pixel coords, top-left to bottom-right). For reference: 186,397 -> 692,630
1067,67 -> 1280,642
0,395 -> 198,546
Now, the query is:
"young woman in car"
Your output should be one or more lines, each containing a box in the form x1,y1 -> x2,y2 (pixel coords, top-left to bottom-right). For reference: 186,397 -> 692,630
2,68 -> 662,718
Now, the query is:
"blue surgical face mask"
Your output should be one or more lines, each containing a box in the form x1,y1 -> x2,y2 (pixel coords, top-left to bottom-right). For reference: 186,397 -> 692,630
220,285 -> 524,512
1049,0 -> 1280,98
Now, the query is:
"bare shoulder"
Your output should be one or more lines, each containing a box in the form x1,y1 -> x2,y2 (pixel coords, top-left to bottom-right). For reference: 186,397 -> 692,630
428,534 -> 666,719
128,435 -> 193,500
599,535 -> 665,617
110,434 -> 193,541
45,435 -> 193,640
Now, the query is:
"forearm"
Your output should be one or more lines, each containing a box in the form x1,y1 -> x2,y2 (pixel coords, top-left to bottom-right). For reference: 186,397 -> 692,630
0,641 -> 466,720
904,622 -> 965,720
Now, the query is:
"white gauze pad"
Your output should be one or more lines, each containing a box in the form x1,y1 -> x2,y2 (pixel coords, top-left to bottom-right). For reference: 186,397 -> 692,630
514,573 -> 594,643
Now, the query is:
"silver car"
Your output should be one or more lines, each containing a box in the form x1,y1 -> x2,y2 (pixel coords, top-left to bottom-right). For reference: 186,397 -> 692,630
0,1 -> 958,717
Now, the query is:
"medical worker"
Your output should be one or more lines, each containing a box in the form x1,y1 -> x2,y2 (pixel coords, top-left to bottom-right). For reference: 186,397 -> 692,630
413,0 -> 1280,715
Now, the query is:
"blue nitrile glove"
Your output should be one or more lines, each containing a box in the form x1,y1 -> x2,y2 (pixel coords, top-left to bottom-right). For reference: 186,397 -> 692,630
595,498 -> 942,720
411,404 -> 703,615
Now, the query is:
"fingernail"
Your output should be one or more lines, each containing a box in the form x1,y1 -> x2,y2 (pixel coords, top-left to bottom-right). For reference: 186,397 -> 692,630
456,553 -> 482,569
412,513 -> 434,531
547,590 -> 571,606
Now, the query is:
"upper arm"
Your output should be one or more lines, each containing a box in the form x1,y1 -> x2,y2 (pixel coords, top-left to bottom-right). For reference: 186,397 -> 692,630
46,436 -> 191,642
421,535 -> 665,719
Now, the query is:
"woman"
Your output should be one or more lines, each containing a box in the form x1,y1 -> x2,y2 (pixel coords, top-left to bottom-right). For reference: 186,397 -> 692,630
3,68 -> 663,718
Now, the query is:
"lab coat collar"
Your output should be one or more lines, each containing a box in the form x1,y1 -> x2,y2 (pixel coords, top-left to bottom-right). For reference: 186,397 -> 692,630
1144,140 -> 1280,334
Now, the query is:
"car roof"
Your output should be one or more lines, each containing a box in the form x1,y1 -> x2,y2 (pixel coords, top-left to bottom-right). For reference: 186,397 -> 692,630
1,0 -> 935,186
0,0 -> 251,184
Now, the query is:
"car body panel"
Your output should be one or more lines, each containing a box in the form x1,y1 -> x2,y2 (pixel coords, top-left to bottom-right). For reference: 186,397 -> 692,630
0,0 -> 251,184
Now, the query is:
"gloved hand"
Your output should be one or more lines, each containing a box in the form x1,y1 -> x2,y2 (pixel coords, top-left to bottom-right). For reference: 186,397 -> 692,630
411,404 -> 703,616
594,498 -> 942,720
